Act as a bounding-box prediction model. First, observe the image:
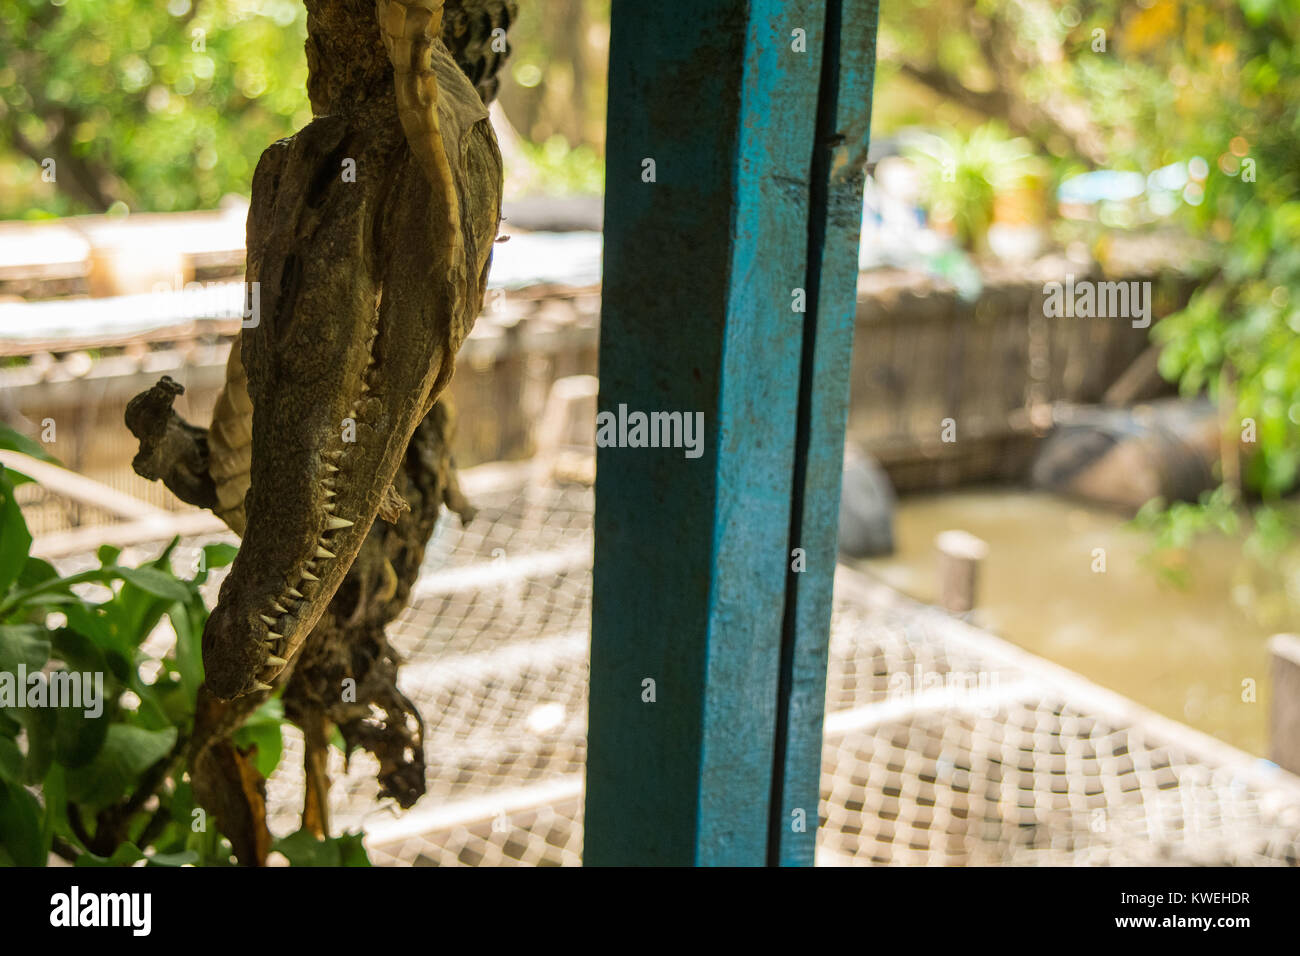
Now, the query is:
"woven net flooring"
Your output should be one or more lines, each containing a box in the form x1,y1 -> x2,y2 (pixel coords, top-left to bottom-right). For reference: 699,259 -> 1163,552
269,477 -> 1300,866
43,471 -> 1300,866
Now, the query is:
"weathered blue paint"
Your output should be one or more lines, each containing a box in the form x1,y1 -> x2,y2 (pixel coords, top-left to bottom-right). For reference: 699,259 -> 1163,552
585,0 -> 877,866
770,0 -> 881,866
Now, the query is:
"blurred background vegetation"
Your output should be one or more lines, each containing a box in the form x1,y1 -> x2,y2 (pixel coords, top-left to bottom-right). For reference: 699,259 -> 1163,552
1,0 -> 312,217
0,0 -> 609,216
3,0 -> 1300,757
1,0 -> 1297,536
876,0 -> 1300,539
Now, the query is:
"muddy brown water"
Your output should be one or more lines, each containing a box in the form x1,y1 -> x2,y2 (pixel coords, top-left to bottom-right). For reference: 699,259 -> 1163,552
855,487 -> 1298,756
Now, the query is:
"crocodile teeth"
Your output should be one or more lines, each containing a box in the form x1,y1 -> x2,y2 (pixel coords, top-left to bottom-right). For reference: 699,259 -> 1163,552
272,602 -> 289,614
325,515 -> 354,530
324,450 -> 343,460
265,655 -> 287,668
301,570 -> 320,582
287,587 -> 304,599
325,463 -> 339,474
323,488 -> 337,499
315,546 -> 336,559
254,682 -> 273,692
266,632 -> 283,641
260,614 -> 277,626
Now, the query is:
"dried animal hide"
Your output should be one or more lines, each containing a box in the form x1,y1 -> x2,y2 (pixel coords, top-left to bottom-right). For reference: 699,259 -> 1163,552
125,0 -> 514,862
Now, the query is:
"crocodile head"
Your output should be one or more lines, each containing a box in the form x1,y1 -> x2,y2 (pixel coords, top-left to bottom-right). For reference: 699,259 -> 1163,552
201,5 -> 501,699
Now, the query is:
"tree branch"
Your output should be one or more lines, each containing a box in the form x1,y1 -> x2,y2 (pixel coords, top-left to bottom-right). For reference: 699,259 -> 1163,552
896,61 -> 1011,118
4,108 -> 119,212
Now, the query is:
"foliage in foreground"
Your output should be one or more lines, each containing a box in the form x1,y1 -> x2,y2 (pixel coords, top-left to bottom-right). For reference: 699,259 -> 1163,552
0,426 -> 368,866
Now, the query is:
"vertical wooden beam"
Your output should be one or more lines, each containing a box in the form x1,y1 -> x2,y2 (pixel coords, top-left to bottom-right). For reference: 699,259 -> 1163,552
770,0 -> 880,866
586,0 -> 877,866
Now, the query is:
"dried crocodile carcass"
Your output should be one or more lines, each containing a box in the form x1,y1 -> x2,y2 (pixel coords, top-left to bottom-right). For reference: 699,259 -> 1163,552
125,0 -> 515,860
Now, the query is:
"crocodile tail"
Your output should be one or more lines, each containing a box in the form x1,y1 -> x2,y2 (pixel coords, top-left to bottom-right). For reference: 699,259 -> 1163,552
208,338 -> 253,536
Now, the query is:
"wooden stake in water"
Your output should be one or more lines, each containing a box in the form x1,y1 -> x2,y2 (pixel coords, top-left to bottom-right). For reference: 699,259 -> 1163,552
936,529 -> 989,614
1269,633 -> 1300,775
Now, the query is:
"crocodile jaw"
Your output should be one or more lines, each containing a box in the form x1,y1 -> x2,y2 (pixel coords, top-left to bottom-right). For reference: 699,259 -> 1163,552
201,277 -> 450,700
200,7 -> 499,700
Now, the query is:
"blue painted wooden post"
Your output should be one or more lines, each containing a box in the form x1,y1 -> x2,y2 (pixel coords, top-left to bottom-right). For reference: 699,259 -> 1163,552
770,0 -> 882,866
585,0 -> 879,866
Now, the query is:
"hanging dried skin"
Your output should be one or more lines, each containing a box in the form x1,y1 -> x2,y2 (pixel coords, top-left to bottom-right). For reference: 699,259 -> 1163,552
123,0 -> 513,860
201,0 -> 503,700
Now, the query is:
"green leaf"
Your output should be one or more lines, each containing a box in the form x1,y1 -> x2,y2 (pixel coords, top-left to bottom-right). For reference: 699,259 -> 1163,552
0,736 -> 22,783
144,780 -> 196,860
233,711 -> 284,778
15,706 -> 57,784
273,829 -> 339,866
102,572 -> 182,660
53,691 -> 111,770
0,566 -> 121,622
273,828 -> 371,867
144,849 -> 199,867
0,780 -> 47,867
97,545 -> 122,567
0,475 -> 33,600
75,842 -> 145,867
42,764 -> 69,846
115,566 -> 192,604
202,543 -> 238,570
64,725 -> 177,812
15,557 -> 59,590
0,624 -> 50,674
151,538 -> 182,570
49,627 -> 108,676
62,604 -> 132,682
167,598 -> 206,702
335,830 -> 372,867
0,424 -> 58,463
129,676 -> 179,733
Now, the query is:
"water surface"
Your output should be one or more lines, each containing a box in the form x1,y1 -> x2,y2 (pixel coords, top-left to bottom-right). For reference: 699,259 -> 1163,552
857,488 -> 1294,755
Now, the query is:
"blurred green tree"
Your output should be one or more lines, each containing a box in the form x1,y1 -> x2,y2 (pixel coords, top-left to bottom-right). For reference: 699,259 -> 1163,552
880,0 -> 1300,551
1141,0 -> 1300,514
0,0 -> 310,218
0,0 -> 612,216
